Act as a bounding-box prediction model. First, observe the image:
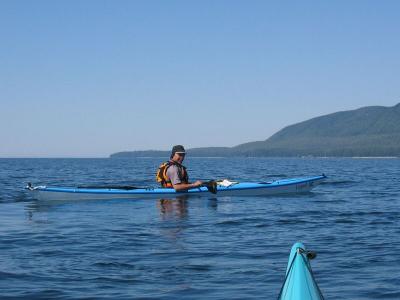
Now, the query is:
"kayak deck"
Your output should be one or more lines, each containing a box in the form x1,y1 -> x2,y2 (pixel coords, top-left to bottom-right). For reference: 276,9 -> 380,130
278,242 -> 324,300
28,175 -> 326,201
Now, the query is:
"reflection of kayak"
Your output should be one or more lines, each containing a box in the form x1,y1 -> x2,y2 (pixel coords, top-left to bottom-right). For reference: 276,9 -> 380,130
27,175 -> 326,201
278,242 -> 324,300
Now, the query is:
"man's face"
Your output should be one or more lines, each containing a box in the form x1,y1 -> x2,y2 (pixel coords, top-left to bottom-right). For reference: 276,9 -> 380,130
172,152 -> 185,163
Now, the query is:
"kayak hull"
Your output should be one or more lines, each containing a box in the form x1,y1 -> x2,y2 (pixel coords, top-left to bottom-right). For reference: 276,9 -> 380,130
29,175 -> 326,201
278,242 -> 324,300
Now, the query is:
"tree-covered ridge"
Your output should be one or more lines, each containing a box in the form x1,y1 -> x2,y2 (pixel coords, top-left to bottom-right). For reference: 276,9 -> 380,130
111,103 -> 400,157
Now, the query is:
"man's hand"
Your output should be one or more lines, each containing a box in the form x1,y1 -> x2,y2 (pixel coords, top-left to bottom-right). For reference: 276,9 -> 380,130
192,180 -> 203,188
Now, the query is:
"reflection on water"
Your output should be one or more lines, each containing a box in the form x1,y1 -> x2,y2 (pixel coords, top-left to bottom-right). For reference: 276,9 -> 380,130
24,196 -> 219,222
158,196 -> 219,220
158,198 -> 189,219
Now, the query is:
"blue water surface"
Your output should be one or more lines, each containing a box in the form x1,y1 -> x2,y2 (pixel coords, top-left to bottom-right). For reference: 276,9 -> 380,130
0,158 -> 399,299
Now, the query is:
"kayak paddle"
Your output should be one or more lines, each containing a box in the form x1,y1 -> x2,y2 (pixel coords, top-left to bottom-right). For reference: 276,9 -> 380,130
201,180 -> 218,194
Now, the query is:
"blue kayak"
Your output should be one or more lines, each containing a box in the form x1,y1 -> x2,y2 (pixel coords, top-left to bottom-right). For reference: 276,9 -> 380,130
278,242 -> 324,300
27,175 -> 326,201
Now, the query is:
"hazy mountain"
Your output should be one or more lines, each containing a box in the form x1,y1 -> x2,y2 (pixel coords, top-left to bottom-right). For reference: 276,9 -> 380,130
233,103 -> 400,156
111,103 -> 400,158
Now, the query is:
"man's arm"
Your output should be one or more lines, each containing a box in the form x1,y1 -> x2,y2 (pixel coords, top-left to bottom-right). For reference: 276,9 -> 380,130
172,181 -> 203,191
167,165 -> 202,191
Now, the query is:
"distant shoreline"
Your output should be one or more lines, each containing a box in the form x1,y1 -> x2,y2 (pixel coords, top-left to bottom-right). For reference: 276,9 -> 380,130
110,103 -> 400,159
4,156 -> 400,159
350,156 -> 399,159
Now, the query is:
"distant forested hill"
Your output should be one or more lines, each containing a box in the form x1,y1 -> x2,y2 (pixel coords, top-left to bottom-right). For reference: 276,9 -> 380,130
110,103 -> 400,158
233,103 -> 400,156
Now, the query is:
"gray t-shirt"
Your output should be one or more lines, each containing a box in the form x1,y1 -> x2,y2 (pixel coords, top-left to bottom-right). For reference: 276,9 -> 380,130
166,165 -> 183,185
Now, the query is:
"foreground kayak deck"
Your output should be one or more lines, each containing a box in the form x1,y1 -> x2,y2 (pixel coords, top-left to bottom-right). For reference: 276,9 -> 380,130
278,242 -> 324,300
28,175 -> 326,201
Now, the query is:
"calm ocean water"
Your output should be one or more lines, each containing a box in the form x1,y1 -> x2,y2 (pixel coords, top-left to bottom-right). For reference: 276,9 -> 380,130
0,158 -> 399,299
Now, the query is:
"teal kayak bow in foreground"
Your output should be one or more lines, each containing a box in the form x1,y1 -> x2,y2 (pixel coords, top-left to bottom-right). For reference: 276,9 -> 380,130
278,242 -> 324,300
27,175 -> 326,201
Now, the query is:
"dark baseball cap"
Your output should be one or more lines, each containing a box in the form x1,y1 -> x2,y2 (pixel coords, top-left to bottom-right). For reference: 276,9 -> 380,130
171,145 -> 186,156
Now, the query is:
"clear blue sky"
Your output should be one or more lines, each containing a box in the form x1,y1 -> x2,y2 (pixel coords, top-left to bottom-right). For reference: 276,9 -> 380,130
1,1 -> 399,157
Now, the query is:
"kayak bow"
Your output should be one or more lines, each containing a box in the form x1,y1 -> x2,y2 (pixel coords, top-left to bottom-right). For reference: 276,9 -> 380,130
278,242 -> 324,300
27,175 -> 326,201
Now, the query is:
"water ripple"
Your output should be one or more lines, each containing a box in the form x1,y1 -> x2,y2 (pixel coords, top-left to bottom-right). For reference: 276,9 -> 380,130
0,158 -> 399,299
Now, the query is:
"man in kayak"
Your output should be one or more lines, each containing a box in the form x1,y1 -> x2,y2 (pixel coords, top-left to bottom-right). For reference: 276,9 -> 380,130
156,145 -> 203,191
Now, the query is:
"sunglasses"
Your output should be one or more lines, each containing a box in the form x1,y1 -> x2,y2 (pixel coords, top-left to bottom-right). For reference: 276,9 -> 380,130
176,153 -> 186,156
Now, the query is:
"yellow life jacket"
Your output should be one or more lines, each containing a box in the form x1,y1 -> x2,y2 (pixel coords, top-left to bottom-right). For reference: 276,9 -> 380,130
156,161 -> 188,188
